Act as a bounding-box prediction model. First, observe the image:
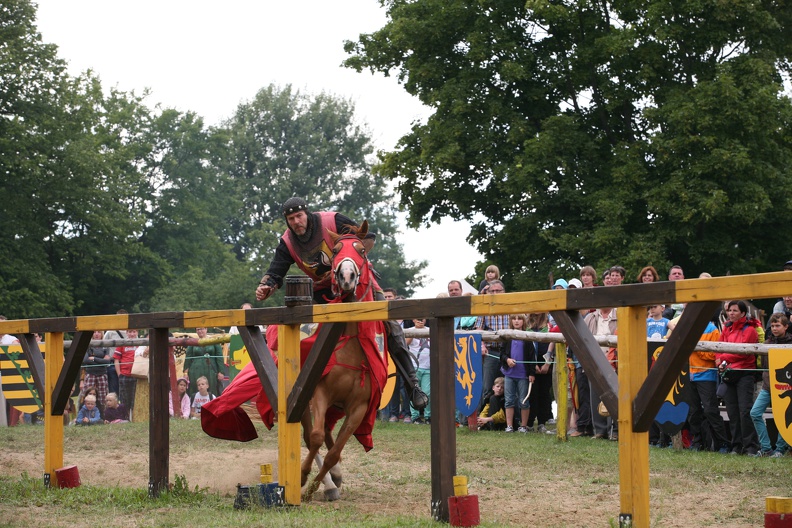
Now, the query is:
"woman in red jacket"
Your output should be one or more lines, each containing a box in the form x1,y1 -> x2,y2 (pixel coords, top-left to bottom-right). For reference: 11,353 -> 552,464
716,300 -> 760,455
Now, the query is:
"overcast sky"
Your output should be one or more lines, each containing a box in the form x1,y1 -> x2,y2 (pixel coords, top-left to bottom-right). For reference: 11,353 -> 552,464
34,0 -> 483,298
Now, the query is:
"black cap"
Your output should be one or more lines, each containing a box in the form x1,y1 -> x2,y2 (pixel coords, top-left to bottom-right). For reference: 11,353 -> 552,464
282,197 -> 309,217
784,260 -> 792,270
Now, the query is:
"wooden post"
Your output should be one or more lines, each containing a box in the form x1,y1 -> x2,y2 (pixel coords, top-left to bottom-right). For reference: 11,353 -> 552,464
430,317 -> 456,522
43,333 -> 64,488
617,307 -> 649,528
554,342 -> 568,440
148,328 -> 170,498
278,323 -> 302,505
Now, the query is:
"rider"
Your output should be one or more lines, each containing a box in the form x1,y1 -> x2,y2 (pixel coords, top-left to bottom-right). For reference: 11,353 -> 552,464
255,197 -> 428,411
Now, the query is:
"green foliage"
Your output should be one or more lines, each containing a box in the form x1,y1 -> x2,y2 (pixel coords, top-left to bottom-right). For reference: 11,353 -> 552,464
0,3 -> 425,318
345,0 -> 792,289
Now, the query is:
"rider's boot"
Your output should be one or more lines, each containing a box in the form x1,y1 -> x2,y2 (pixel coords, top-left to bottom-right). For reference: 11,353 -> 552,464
385,319 -> 429,410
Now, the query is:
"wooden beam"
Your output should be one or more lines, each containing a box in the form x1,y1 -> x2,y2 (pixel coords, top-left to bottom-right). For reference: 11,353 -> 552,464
430,317 -> 456,523
550,310 -> 619,420
617,306 -> 649,528
148,328 -> 170,498
51,331 -> 92,415
389,297 -> 471,321
286,322 -> 345,423
278,324 -> 302,506
43,332 -> 64,487
17,333 -> 46,402
632,301 -> 722,432
237,325 -> 279,415
567,282 -> 675,310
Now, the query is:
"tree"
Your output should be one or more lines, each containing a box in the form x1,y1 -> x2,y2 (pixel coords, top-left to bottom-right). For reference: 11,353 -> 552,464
220,84 -> 426,297
344,0 -> 792,290
0,0 -> 167,317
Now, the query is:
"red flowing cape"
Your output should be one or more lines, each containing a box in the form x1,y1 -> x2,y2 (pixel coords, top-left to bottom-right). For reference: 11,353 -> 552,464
201,320 -> 388,451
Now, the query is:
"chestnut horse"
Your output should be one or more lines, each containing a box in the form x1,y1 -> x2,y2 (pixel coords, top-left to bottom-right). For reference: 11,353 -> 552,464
300,221 -> 388,501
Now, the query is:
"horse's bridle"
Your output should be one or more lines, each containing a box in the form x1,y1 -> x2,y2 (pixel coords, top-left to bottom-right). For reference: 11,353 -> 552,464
330,234 -> 372,301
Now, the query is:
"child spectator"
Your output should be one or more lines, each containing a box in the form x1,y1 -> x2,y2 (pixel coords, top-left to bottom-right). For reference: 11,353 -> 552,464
526,312 -> 553,433
499,314 -> 534,432
170,377 -> 191,419
646,305 -> 670,339
190,376 -> 216,419
103,392 -> 129,423
76,394 -> 102,426
477,377 -> 506,430
478,265 -> 500,294
405,318 -> 431,424
751,313 -> 791,457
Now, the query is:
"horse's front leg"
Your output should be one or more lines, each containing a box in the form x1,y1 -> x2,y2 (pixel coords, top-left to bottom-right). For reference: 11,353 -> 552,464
300,408 -> 316,488
301,396 -> 328,500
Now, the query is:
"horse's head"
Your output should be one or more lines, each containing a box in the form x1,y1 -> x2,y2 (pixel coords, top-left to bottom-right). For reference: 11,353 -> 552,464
328,221 -> 374,301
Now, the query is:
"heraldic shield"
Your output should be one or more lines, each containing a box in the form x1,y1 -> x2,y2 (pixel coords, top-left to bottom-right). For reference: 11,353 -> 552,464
454,333 -> 483,415
769,346 -> 792,446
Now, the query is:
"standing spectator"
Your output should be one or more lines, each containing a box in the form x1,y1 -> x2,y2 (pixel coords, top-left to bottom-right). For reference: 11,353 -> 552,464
76,394 -> 101,426
669,308 -> 730,453
663,266 -> 686,319
579,266 -> 598,288
608,266 -> 625,286
81,330 -> 112,410
114,328 -> 139,419
751,313 -> 791,457
637,266 -> 659,283
585,307 -> 618,440
406,318 -> 431,424
478,265 -> 501,294
475,280 -> 510,401
184,327 -> 225,400
646,305 -> 670,340
716,300 -> 761,455
601,270 -> 612,286
449,280 -> 477,330
103,310 -> 128,396
382,288 -> 407,422
499,314 -> 534,432
526,312 -> 553,433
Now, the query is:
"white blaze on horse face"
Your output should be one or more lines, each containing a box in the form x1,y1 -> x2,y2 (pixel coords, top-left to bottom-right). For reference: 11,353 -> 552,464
335,258 -> 360,293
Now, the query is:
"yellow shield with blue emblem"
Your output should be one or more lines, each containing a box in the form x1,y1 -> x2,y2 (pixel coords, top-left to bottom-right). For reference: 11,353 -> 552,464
454,333 -> 483,415
769,347 -> 792,447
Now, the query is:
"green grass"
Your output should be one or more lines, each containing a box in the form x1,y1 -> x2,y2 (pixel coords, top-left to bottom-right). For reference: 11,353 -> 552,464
0,420 -> 790,527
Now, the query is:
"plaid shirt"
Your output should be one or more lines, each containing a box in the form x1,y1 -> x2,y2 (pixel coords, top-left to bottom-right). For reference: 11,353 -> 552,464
476,314 -> 510,352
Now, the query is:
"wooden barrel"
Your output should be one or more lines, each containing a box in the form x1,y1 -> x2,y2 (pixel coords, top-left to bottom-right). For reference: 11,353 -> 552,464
55,465 -> 81,488
284,276 -> 313,307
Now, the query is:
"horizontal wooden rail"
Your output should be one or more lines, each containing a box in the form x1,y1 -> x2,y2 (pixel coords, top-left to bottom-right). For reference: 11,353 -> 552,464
2,271 -> 791,334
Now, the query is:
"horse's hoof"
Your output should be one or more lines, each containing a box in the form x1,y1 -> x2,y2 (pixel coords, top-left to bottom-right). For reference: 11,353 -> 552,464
301,480 -> 320,502
324,488 -> 341,501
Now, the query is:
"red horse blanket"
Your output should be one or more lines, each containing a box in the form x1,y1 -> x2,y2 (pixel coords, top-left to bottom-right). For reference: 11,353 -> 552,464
201,320 -> 388,451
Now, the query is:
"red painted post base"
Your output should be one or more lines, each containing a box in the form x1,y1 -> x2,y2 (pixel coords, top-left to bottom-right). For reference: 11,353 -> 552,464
766,513 -> 792,528
55,465 -> 81,488
467,413 -> 478,432
448,494 -> 480,527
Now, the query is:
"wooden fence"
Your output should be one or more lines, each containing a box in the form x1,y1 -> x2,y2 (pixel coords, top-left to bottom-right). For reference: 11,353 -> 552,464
1,271 -> 791,526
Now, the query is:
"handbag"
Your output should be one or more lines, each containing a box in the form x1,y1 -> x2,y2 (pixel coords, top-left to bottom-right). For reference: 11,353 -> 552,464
131,348 -> 149,379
